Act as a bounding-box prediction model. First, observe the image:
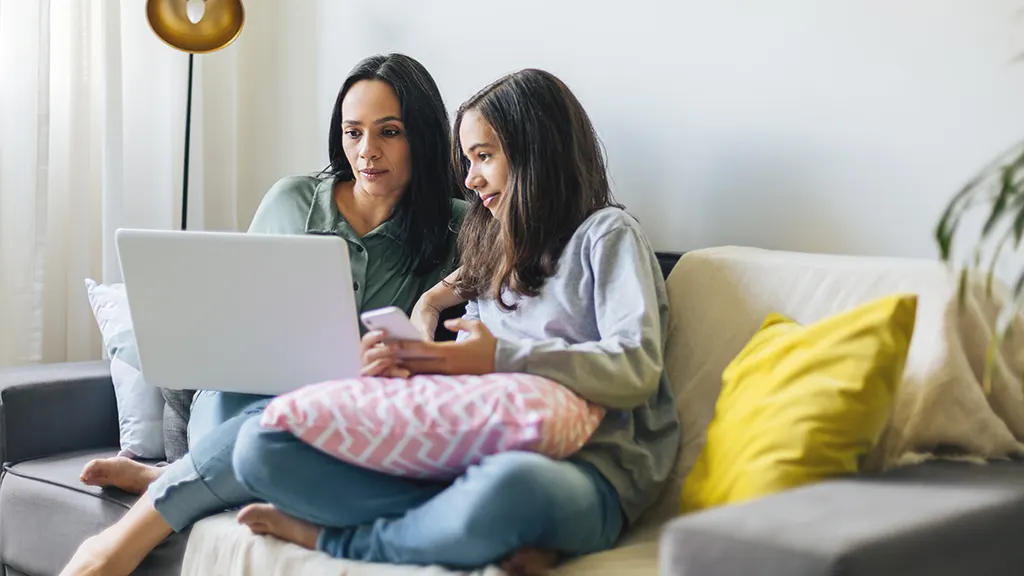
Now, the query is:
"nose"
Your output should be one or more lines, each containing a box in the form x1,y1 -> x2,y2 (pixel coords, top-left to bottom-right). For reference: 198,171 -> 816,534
465,165 -> 485,191
359,133 -> 381,161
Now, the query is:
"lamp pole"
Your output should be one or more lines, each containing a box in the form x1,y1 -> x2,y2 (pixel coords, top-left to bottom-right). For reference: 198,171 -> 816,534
181,53 -> 193,231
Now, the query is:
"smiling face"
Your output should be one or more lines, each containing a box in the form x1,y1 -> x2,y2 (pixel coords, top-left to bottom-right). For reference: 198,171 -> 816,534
340,79 -> 412,198
459,109 -> 509,217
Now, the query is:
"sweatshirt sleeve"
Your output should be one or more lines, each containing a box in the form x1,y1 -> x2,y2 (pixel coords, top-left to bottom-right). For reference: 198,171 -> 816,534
493,225 -> 666,409
456,300 -> 480,343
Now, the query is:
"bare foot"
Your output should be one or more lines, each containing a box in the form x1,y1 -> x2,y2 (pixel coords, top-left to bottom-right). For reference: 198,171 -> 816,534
60,493 -> 173,576
59,533 -> 142,576
59,534 -> 109,576
237,503 -> 319,550
80,457 -> 164,495
501,548 -> 558,576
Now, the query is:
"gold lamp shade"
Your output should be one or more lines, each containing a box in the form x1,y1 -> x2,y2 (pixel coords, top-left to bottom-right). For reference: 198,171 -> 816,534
146,0 -> 244,54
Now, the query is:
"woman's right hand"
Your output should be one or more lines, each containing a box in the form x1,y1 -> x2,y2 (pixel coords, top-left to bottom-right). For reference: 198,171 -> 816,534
409,269 -> 466,341
359,330 -> 410,378
409,298 -> 442,342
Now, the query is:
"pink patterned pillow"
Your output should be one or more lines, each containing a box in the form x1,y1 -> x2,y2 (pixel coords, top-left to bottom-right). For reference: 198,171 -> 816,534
260,373 -> 605,479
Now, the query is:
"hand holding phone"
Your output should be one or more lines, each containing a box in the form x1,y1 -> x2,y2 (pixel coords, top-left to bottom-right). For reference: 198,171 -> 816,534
360,306 -> 424,341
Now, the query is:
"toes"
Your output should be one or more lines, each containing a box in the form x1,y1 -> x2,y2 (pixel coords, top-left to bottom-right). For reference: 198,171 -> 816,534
80,463 -> 105,485
245,522 -> 269,535
80,461 -> 99,480
502,550 -> 556,576
236,504 -> 271,526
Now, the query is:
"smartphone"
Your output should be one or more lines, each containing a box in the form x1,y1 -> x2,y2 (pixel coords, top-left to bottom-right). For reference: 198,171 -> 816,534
360,306 -> 424,341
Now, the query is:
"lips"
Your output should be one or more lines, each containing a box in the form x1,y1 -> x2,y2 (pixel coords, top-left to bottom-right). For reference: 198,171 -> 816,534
481,192 -> 500,208
360,168 -> 388,181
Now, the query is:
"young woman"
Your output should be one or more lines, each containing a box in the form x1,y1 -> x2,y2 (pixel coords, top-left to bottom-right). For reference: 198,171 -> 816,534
61,53 -> 466,576
229,69 -> 680,574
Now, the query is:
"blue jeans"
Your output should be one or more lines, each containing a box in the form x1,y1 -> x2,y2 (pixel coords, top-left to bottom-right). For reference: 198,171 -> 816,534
232,418 -> 624,569
147,390 -> 271,531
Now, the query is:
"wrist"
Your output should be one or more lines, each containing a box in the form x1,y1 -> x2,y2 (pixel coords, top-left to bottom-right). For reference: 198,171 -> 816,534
423,283 -> 460,311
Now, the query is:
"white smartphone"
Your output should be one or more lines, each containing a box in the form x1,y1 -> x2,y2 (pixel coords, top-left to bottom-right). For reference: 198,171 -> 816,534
360,306 -> 424,341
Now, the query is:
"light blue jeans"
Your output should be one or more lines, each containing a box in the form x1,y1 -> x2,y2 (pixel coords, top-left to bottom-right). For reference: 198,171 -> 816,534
231,418 -> 624,569
147,390 -> 271,531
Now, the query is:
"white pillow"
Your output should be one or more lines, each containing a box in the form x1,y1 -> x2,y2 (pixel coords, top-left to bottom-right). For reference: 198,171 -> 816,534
84,279 -> 165,459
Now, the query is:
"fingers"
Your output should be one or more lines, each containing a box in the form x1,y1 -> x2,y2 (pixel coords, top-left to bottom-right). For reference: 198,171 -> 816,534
386,366 -> 411,379
361,357 -> 398,377
444,318 -> 483,334
360,330 -> 388,355
360,357 -> 411,379
363,343 -> 399,365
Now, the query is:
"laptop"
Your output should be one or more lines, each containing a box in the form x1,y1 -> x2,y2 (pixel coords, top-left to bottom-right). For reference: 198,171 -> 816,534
115,229 -> 362,396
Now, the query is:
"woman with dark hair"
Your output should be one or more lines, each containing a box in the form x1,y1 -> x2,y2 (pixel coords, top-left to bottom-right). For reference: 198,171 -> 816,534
230,69 -> 679,575
61,53 -> 465,576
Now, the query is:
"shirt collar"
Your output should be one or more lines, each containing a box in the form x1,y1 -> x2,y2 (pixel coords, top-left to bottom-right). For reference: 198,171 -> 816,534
305,177 -> 402,244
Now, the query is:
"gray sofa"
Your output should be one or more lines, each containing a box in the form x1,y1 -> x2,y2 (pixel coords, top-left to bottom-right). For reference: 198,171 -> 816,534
2,251 -> 1024,575
0,361 -> 189,576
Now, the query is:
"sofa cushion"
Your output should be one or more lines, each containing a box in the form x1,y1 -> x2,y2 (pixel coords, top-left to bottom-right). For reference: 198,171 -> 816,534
162,388 -> 195,462
662,460 -> 1024,576
0,449 -> 187,576
660,247 -> 1024,521
263,374 -> 604,479
683,294 -> 917,511
84,280 -> 166,459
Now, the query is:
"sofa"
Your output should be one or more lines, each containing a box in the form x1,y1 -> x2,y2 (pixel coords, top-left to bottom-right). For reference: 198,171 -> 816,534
2,247 -> 1024,576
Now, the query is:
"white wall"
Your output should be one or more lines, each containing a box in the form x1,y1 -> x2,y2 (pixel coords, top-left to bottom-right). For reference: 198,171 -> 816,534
207,0 -> 1024,259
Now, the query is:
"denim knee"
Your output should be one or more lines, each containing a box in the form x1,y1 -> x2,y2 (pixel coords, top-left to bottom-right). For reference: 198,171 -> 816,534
452,452 -> 562,538
231,415 -> 275,497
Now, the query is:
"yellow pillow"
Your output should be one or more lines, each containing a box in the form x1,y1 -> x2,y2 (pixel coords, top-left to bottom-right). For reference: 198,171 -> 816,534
681,293 -> 917,513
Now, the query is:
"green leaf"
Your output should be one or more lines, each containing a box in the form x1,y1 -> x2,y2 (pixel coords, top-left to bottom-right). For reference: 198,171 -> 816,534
936,174 -> 989,261
958,268 -> 968,310
1013,195 -> 1024,245
936,195 -> 971,261
981,169 -> 1014,238
1013,267 -> 1024,304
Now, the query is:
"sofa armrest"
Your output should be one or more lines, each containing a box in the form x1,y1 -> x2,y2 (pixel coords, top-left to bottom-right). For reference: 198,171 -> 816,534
660,461 -> 1024,576
0,361 -> 119,465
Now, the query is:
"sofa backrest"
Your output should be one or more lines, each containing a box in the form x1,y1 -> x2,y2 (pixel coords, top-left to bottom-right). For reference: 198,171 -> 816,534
659,247 -> 1003,487
661,246 -> 963,478
640,244 -> 1024,530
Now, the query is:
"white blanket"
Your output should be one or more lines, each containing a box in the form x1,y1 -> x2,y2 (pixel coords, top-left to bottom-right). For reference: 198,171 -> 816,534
182,513 -> 660,576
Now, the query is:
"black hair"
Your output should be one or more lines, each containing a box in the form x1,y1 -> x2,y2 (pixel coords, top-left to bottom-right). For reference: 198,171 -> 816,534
323,53 -> 460,275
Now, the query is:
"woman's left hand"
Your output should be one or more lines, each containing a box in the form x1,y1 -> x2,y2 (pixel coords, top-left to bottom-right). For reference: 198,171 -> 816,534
396,319 -> 497,375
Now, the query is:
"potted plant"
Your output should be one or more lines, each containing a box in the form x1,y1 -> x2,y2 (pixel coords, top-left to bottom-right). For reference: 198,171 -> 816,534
935,140 -> 1024,390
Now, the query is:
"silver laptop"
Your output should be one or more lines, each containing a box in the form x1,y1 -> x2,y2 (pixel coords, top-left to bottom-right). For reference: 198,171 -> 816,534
115,229 -> 362,396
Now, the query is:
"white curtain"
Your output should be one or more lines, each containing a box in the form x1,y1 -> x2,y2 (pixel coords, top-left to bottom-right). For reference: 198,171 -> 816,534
0,0 -> 246,368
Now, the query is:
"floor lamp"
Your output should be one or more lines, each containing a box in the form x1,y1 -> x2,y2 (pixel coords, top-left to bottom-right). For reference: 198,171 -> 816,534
146,0 -> 244,231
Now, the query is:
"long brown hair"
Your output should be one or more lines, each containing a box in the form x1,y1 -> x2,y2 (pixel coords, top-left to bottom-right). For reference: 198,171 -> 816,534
452,69 -> 621,310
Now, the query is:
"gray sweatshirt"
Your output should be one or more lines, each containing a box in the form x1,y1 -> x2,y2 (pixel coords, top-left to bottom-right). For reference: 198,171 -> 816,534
461,207 -> 680,524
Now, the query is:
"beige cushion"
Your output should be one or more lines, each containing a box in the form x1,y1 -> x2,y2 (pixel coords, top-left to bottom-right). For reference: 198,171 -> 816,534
663,246 -> 1024,493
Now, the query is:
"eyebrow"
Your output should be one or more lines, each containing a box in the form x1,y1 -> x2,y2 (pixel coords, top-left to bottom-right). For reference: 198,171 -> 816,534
342,116 -> 403,126
466,142 -> 491,153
